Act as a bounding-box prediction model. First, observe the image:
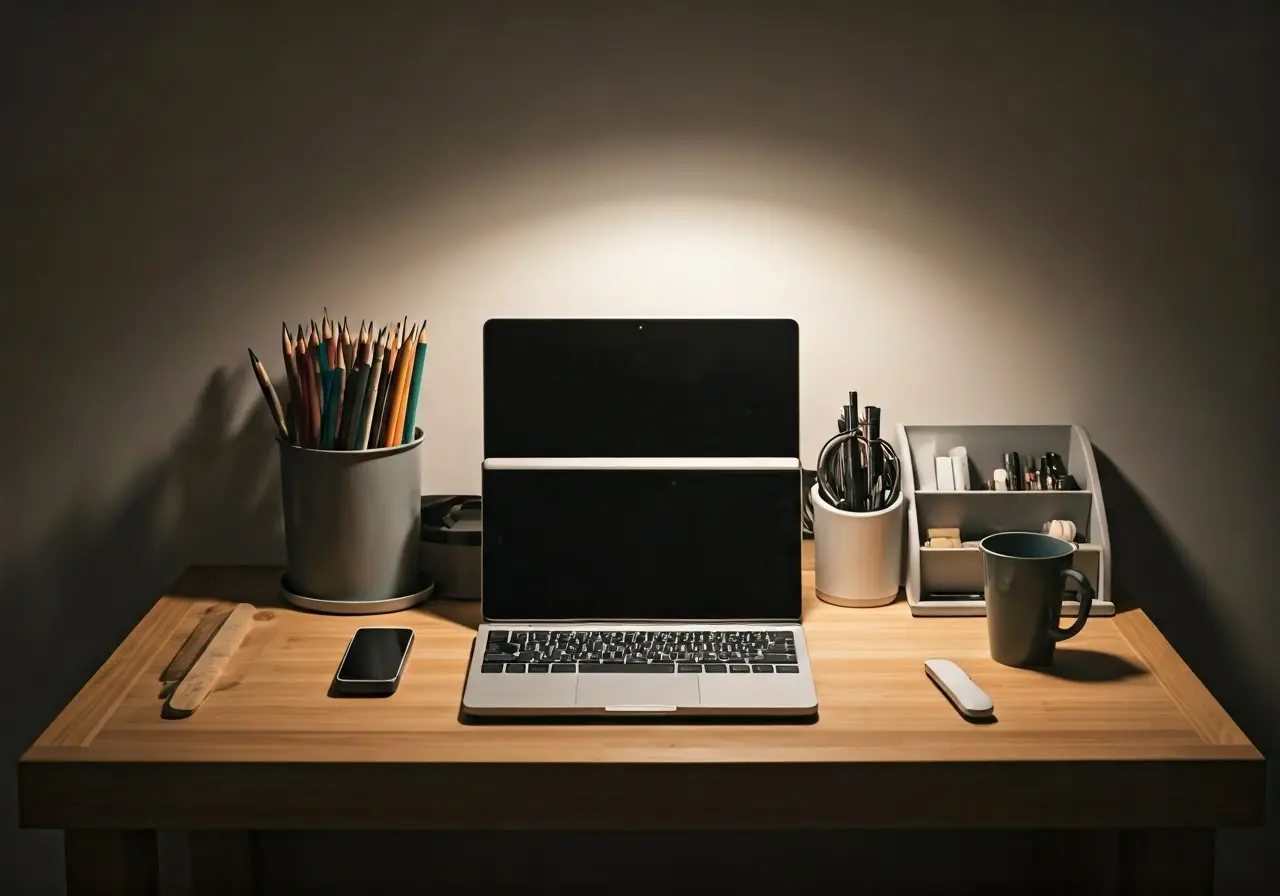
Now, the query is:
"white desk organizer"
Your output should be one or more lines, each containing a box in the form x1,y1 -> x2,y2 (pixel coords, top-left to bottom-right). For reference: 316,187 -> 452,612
896,423 -> 1113,618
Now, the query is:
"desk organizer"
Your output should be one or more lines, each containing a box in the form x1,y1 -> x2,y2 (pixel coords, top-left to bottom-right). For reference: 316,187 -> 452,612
896,423 -> 1113,618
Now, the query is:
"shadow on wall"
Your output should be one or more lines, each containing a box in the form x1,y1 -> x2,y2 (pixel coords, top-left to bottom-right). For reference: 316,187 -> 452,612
1093,449 -> 1277,888
1093,448 -> 1257,729
0,365 -> 282,887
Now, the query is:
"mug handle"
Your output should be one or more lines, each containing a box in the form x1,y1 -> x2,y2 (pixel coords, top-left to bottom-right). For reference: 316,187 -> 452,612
1049,568 -> 1095,642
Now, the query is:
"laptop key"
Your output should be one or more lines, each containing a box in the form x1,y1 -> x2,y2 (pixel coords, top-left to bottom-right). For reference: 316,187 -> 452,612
704,664 -> 727,673
486,630 -> 509,642
777,665 -> 800,673
481,663 -> 503,673
730,664 -> 751,673
483,653 -> 514,663
751,664 -> 774,673
677,664 -> 702,673
551,663 -> 576,673
505,664 -> 526,673
760,653 -> 798,664
528,663 -> 550,673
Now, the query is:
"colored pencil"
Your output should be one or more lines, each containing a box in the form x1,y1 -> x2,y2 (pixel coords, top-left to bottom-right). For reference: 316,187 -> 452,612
325,365 -> 346,450
247,348 -> 289,440
357,328 -> 388,450
298,325 -> 320,448
281,322 -> 304,444
343,338 -> 373,449
370,323 -> 400,447
336,335 -> 358,449
313,320 -> 329,373
340,318 -> 354,369
332,343 -> 349,444
401,321 -> 428,444
383,323 -> 418,447
307,326 -> 324,445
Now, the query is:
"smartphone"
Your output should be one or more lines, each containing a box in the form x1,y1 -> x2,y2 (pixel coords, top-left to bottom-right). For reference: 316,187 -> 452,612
332,627 -> 414,696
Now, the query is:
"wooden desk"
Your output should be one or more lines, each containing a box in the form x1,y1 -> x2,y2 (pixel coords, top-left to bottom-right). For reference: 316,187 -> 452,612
20,543 -> 1263,894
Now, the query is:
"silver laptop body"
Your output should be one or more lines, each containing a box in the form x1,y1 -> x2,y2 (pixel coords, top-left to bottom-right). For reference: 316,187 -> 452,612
461,457 -> 818,719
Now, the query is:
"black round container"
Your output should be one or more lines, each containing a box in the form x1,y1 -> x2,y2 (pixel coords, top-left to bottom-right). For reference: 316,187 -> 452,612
419,495 -> 482,600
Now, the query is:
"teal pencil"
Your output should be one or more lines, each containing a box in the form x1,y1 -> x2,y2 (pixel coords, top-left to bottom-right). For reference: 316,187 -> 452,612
401,322 -> 428,443
321,367 -> 343,449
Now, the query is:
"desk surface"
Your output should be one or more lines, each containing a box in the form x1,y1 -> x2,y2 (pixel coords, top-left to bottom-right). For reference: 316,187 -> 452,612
20,543 -> 1263,831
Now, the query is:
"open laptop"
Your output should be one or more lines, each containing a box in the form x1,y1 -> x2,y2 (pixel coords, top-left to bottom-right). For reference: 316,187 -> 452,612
460,318 -> 817,719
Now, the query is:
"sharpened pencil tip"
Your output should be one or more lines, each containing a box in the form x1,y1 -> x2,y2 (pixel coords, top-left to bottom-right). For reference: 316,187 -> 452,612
248,347 -> 260,364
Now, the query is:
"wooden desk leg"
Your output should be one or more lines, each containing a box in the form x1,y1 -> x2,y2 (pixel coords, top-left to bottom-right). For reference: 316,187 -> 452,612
1118,829 -> 1215,895
64,829 -> 159,896
188,830 -> 255,896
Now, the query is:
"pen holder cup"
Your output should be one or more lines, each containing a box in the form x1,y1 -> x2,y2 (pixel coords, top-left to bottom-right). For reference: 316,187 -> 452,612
278,430 -> 423,605
812,485 -> 905,607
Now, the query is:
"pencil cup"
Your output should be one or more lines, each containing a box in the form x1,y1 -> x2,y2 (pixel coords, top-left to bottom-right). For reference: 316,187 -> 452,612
812,484 -> 905,607
278,429 -> 426,611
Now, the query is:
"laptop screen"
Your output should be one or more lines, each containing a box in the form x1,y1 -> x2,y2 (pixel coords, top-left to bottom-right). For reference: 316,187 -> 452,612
482,318 -> 799,458
481,460 -> 802,622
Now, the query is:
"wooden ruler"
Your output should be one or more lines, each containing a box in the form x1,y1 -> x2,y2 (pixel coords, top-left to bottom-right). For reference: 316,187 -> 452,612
160,606 -> 230,696
165,603 -> 257,717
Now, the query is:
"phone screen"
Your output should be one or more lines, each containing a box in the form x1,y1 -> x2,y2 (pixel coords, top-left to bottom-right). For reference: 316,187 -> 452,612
337,628 -> 414,681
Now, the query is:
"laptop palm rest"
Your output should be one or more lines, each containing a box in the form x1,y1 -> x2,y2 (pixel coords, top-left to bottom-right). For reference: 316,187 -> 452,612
576,676 -> 699,709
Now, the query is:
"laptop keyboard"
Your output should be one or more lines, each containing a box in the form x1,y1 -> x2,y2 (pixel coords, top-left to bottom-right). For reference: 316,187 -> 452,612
480,629 -> 800,674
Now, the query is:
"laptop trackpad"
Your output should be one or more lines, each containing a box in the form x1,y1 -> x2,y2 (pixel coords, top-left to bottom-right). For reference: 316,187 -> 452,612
575,675 -> 699,710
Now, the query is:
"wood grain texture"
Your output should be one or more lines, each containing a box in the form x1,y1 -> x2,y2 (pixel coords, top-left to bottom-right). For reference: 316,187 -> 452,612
18,542 -> 1265,832
166,603 -> 259,716
161,607 -> 228,686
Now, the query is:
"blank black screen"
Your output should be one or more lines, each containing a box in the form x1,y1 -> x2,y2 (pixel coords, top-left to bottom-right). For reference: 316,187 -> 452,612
482,467 -> 802,621
337,628 -> 413,680
483,318 -> 799,458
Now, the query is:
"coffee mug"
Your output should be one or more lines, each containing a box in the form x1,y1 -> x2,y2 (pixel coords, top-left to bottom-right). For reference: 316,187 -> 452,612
979,532 -> 1095,667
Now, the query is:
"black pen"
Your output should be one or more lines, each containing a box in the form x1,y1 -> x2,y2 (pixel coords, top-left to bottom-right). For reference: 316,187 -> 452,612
866,406 -> 882,510
845,392 -> 862,511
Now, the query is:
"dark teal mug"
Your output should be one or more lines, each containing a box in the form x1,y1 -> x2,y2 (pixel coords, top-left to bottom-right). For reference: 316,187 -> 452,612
979,532 -> 1095,667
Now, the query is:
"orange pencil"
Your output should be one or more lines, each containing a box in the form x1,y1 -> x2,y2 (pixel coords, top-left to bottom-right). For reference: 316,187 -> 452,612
383,323 -> 418,447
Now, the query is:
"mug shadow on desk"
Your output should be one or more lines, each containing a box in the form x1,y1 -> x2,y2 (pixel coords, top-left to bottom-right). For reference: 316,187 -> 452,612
1027,648 -> 1146,683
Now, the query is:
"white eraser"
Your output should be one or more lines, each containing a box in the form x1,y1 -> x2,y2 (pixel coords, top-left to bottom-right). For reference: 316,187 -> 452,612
925,658 -> 994,720
949,451 -> 970,491
934,457 -> 955,491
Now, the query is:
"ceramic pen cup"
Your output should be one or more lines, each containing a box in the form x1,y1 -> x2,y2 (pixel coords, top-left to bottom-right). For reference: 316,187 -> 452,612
812,484 -> 905,607
277,429 -> 430,614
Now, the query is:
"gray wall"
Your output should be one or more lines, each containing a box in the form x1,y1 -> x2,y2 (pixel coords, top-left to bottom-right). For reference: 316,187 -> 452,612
2,2 -> 1275,892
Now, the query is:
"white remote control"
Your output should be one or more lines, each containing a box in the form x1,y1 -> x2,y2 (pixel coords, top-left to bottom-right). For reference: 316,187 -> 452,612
924,659 -> 994,720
